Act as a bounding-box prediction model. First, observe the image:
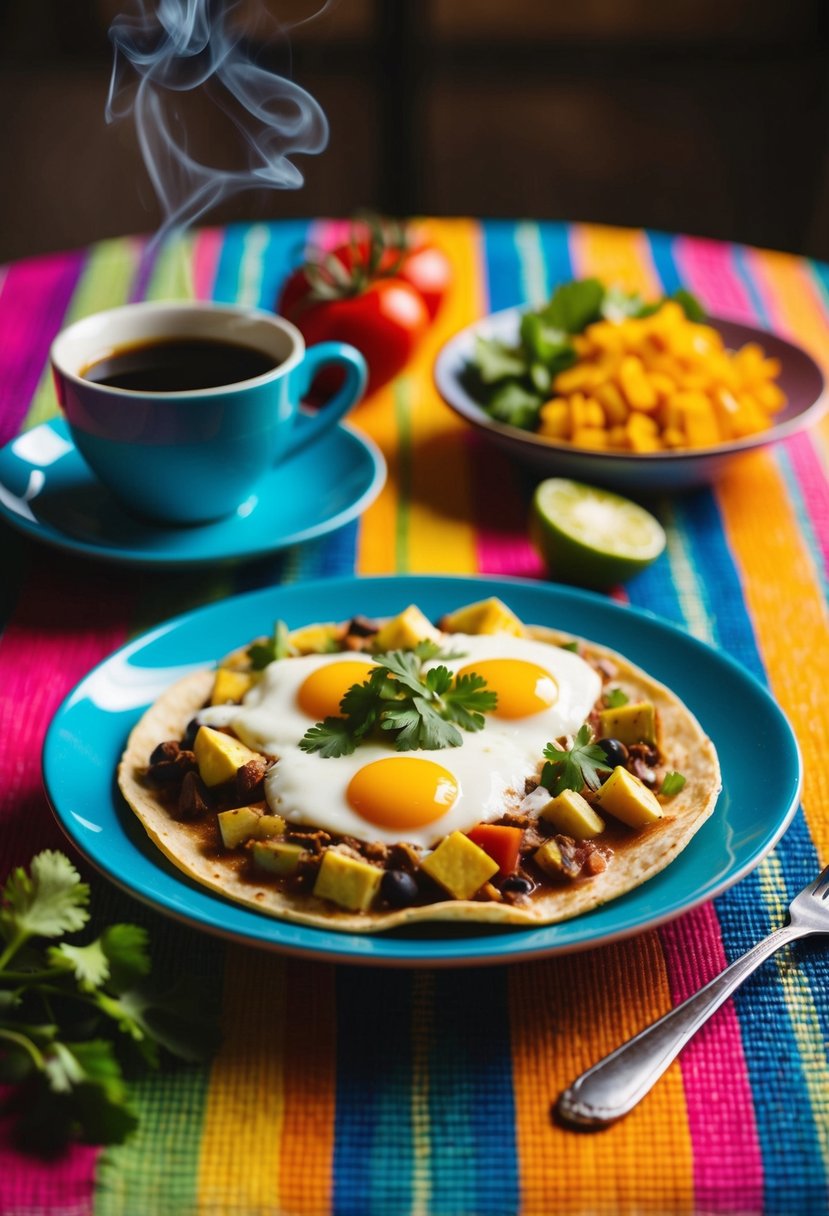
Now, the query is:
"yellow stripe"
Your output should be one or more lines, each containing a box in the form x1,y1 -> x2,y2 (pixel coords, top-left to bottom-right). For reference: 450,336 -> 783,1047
510,937 -> 694,1215
571,222 -> 658,296
146,233 -> 196,301
197,952 -> 287,1212
355,218 -> 483,575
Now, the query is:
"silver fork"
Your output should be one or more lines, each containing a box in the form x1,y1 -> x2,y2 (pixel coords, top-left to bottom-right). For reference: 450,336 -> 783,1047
557,864 -> 829,1129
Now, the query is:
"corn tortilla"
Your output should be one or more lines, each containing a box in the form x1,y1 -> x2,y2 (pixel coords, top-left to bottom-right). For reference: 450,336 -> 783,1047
117,625 -> 721,933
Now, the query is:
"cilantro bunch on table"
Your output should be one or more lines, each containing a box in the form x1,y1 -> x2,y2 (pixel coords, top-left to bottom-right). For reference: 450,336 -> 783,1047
0,851 -> 217,1154
300,640 -> 497,757
463,278 -> 704,431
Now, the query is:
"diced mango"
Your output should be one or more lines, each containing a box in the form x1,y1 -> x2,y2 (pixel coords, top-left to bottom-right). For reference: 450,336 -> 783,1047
194,726 -> 260,788
439,597 -> 524,637
538,788 -> 606,839
252,839 -> 306,877
595,382 -> 628,425
313,850 -> 383,911
218,806 -> 262,850
593,765 -> 664,828
420,831 -> 499,900
538,398 -> 571,439
211,668 -> 254,706
598,700 -> 656,745
619,355 -> 658,411
571,426 -> 609,450
372,605 -> 441,652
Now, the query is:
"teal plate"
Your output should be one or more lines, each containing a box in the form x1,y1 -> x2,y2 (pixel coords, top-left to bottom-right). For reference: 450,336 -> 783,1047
42,576 -> 801,967
0,418 -> 385,566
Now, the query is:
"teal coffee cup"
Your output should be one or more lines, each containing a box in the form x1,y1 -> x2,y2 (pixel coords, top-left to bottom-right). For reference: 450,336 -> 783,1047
50,301 -> 367,524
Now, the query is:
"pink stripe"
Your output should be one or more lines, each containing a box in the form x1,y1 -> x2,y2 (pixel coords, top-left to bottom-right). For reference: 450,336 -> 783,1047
0,562 -> 134,1212
192,227 -> 223,300
0,251 -> 86,444
661,908 -> 764,1212
311,218 -> 352,250
468,435 -> 545,577
674,236 -> 756,323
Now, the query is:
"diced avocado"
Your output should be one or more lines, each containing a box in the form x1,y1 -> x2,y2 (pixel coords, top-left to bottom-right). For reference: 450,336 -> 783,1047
217,806 -> 262,850
289,622 -> 341,654
534,839 -> 565,877
372,605 -> 442,652
252,813 -> 286,840
252,839 -> 306,877
440,597 -> 525,637
598,701 -> 657,746
194,725 -> 261,788
420,830 -> 499,900
593,765 -> 664,829
210,667 -> 254,706
313,850 -> 383,912
538,788 -> 606,839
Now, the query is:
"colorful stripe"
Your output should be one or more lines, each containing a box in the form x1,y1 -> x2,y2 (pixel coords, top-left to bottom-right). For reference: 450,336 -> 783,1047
0,249 -> 86,442
1,222 -> 828,1215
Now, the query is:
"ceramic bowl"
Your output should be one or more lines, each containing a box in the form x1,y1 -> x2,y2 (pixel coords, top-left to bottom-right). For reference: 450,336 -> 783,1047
434,308 -> 826,494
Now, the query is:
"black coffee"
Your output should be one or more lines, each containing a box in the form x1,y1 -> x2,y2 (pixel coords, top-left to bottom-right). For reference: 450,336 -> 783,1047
81,338 -> 279,392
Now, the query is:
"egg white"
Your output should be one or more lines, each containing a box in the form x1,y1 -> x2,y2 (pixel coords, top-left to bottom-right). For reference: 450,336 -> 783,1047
198,633 -> 602,849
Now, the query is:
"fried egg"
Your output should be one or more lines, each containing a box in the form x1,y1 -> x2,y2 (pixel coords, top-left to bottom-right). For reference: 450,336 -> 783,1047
200,633 -> 601,849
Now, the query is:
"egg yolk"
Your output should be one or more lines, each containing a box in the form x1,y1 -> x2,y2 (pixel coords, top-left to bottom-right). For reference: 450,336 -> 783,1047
297,660 -> 377,720
347,758 -> 459,831
456,658 -> 558,719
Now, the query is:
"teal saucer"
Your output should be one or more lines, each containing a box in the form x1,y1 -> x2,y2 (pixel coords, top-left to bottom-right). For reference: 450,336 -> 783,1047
0,418 -> 385,566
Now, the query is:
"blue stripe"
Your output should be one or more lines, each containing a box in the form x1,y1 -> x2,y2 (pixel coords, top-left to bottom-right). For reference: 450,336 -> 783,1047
645,230 -> 683,297
332,969 -> 414,1216
536,221 -> 575,291
481,220 -> 526,311
258,218 -> 310,312
649,236 -> 828,1212
211,223 -> 249,304
428,970 -> 519,1216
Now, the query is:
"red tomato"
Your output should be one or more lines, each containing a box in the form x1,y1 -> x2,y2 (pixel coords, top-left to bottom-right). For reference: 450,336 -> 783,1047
279,273 -> 429,396
395,243 -> 451,320
466,824 -> 523,877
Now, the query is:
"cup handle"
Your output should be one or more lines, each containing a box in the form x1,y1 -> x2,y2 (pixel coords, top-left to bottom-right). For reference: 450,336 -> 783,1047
281,341 -> 368,461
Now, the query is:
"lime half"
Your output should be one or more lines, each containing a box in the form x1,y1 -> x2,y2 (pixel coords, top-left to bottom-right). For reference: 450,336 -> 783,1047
530,478 -> 666,589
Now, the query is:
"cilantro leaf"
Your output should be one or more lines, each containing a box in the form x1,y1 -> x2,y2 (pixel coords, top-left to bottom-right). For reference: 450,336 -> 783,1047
48,924 -> 151,993
0,852 -> 89,956
605,687 -> 629,708
660,771 -> 687,797
299,717 -> 357,758
299,644 -> 497,756
541,725 -> 611,796
486,381 -> 544,430
539,278 -> 604,334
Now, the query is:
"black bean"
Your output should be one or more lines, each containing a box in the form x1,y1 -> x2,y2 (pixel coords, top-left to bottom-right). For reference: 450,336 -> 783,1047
597,737 -> 628,770
500,874 -> 534,896
181,717 -> 201,750
381,869 -> 419,908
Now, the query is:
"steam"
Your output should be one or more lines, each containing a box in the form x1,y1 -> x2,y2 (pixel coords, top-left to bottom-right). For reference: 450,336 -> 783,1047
106,0 -> 330,244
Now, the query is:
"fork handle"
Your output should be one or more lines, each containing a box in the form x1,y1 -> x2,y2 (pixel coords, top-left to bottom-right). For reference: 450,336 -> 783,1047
557,923 -> 807,1128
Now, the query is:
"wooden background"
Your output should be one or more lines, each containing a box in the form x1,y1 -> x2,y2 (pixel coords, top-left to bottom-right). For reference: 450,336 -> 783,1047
1,0 -> 827,262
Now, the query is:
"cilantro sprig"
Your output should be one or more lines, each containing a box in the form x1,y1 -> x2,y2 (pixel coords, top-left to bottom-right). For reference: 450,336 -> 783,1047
463,279 -> 704,431
299,641 -> 497,757
540,724 -> 611,797
0,851 -> 217,1154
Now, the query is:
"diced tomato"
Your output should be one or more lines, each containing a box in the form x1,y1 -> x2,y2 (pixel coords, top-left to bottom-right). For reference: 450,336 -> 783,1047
466,824 -> 523,877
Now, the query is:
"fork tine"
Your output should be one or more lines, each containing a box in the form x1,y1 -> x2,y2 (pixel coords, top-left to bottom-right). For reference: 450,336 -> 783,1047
807,863 -> 829,900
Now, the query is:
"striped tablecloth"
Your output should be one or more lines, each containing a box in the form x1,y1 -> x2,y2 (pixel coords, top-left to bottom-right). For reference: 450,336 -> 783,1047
1,219 -> 828,1215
